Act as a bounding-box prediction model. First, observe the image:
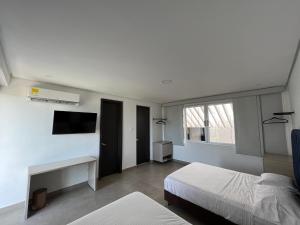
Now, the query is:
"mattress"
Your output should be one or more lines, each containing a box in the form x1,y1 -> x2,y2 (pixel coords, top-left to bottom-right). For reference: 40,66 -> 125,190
67,192 -> 191,225
164,162 -> 262,225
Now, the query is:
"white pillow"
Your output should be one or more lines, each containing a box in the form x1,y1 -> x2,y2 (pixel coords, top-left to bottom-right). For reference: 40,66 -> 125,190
253,185 -> 300,225
256,173 -> 294,188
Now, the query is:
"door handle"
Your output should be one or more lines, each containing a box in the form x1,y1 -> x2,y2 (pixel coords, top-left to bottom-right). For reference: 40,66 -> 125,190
136,138 -> 139,142
101,143 -> 107,146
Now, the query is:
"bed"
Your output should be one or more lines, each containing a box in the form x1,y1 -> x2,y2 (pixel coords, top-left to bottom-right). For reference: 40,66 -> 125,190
164,129 -> 300,225
67,192 -> 191,225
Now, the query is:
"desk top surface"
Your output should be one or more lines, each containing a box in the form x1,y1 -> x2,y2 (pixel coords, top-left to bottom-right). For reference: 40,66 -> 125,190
28,156 -> 96,175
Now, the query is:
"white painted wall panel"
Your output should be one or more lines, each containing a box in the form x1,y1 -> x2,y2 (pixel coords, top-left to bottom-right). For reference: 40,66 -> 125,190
260,94 -> 288,155
281,91 -> 293,155
234,96 -> 263,157
287,50 -> 300,129
164,105 -> 184,146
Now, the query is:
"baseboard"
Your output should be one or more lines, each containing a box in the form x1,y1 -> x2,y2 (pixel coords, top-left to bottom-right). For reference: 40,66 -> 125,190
47,181 -> 88,200
123,161 -> 153,171
151,159 -> 189,165
0,181 -> 90,213
172,159 -> 190,165
123,161 -> 165,170
0,201 -> 24,214
122,165 -> 138,172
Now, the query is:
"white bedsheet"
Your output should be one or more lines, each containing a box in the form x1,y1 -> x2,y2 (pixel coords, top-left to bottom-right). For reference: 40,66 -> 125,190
164,162 -> 260,225
67,192 -> 191,225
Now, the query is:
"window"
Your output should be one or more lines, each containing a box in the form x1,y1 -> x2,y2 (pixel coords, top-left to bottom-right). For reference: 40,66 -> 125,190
184,102 -> 235,144
185,106 -> 206,141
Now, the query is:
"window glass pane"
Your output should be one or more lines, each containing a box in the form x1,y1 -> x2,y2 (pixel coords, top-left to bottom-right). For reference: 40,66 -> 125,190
208,103 -> 235,144
185,106 -> 206,141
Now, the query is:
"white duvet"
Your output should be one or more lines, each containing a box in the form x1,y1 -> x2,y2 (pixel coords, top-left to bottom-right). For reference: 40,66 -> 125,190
253,184 -> 300,225
67,192 -> 191,225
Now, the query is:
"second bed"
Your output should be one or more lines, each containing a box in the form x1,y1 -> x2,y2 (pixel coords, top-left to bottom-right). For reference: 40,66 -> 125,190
164,162 -> 300,225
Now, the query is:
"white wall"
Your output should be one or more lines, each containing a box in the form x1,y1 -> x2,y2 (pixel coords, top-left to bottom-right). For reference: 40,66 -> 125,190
287,49 -> 300,129
173,143 -> 263,175
0,78 -> 162,208
282,91 -> 293,155
260,94 -> 288,155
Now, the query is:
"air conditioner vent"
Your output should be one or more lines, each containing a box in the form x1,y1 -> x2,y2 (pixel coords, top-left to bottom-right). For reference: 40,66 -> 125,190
28,87 -> 80,106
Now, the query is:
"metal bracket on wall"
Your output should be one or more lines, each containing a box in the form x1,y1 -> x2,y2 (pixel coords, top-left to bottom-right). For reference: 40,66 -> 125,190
153,118 -> 167,125
262,112 -> 294,125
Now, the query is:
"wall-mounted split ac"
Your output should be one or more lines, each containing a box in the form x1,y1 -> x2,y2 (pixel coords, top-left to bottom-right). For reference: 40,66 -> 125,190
28,87 -> 80,105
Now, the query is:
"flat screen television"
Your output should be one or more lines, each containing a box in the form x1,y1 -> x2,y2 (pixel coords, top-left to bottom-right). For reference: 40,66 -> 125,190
52,111 -> 97,134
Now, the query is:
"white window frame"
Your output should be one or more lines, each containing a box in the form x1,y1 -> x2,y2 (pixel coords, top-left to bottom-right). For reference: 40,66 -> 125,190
184,100 -> 235,146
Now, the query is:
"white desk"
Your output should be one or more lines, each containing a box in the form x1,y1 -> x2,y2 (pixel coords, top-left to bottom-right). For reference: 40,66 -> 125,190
25,156 -> 97,219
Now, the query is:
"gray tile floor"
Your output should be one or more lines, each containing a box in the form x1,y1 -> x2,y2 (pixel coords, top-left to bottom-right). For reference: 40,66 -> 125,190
1,161 -> 213,225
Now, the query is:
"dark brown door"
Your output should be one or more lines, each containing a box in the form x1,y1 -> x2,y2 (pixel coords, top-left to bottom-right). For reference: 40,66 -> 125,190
99,99 -> 122,178
136,106 -> 150,165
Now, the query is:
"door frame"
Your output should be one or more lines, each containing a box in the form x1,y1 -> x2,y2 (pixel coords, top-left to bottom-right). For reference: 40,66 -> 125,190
136,105 -> 150,165
99,98 -> 123,179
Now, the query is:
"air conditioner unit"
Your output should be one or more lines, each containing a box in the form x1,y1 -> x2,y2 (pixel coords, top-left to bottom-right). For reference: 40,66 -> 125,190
28,87 -> 80,105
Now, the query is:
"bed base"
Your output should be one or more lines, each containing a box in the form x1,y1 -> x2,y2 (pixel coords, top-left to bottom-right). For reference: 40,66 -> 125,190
164,190 -> 235,225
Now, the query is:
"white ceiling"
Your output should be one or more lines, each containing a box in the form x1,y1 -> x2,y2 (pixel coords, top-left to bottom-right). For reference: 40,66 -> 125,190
0,0 -> 299,103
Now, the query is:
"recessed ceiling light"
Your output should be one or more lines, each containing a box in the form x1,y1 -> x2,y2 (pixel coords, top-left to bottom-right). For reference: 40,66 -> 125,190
161,80 -> 173,85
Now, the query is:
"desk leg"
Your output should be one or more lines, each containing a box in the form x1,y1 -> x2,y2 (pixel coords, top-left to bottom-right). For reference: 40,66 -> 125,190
88,161 -> 97,191
24,175 -> 31,219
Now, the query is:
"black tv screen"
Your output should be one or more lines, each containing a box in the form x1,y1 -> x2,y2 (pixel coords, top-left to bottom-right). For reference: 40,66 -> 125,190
52,111 -> 97,134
